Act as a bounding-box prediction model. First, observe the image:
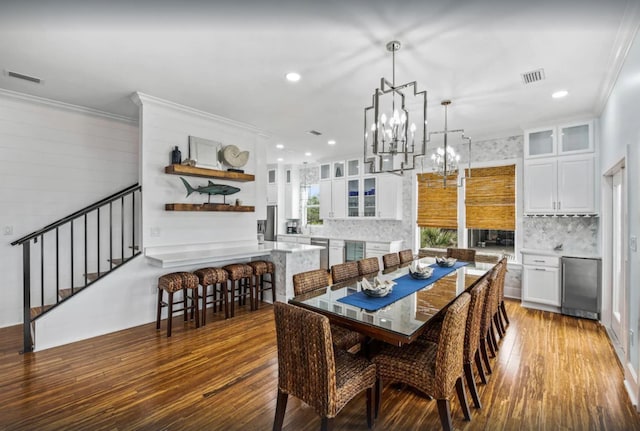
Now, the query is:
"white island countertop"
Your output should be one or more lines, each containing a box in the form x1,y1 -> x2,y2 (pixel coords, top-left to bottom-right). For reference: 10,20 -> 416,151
146,241 -> 325,268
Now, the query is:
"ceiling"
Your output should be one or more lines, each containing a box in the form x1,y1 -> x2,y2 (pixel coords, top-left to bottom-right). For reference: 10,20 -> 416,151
0,0 -> 638,165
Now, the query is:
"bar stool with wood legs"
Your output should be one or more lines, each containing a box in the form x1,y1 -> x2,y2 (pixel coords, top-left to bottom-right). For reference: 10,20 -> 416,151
156,272 -> 200,337
247,260 -> 275,310
222,263 -> 254,317
193,267 -> 229,324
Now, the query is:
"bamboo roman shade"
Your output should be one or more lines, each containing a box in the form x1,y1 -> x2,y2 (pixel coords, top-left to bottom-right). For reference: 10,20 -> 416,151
465,165 -> 515,230
416,173 -> 458,229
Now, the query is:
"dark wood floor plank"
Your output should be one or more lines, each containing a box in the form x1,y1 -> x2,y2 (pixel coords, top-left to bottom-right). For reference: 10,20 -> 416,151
1,299 -> 639,430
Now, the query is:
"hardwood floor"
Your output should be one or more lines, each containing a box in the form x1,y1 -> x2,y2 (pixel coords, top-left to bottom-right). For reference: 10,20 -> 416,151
1,300 -> 639,430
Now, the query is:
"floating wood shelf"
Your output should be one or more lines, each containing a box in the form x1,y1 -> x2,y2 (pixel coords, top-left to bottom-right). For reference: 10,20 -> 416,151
165,203 -> 255,212
164,164 -> 254,182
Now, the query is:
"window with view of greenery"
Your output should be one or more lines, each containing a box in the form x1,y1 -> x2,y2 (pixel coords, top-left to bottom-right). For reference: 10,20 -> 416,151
304,184 -> 322,225
420,227 -> 457,248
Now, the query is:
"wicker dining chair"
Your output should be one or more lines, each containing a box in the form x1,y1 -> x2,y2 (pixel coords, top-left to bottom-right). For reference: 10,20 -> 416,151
273,302 -> 377,431
293,269 -> 364,351
331,261 -> 360,284
373,293 -> 472,431
495,257 -> 509,334
419,279 -> 489,408
357,257 -> 380,279
382,252 -> 400,270
398,249 -> 414,266
447,247 -> 477,262
478,261 -> 503,374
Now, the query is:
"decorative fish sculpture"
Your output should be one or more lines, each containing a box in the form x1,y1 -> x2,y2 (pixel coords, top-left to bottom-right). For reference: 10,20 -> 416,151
180,177 -> 240,201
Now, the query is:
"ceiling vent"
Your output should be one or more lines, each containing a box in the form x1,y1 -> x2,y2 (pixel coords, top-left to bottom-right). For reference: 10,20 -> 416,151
308,130 -> 322,136
6,70 -> 42,84
521,68 -> 545,84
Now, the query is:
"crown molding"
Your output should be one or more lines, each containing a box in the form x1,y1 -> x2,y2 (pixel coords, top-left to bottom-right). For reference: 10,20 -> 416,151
0,88 -> 137,124
595,0 -> 640,115
131,92 -> 270,137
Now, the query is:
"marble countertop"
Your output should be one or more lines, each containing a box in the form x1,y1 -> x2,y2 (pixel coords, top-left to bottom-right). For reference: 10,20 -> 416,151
145,241 -> 324,268
520,248 -> 601,259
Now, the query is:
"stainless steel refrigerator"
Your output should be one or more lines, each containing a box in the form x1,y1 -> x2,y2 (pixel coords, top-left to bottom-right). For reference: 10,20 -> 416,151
561,256 -> 601,320
265,205 -> 277,241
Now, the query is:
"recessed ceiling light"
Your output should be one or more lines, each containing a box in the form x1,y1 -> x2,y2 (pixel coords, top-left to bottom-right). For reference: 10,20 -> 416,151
305,152 -> 312,156
328,140 -> 336,145
552,90 -> 568,99
277,157 -> 283,162
286,72 -> 301,82
276,144 -> 284,149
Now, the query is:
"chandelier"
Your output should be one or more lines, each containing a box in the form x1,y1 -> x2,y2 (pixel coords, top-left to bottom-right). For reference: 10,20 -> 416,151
364,40 -> 427,174
424,100 -> 471,188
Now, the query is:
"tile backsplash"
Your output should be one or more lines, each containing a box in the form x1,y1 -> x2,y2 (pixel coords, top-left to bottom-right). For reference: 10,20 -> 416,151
523,216 -> 599,255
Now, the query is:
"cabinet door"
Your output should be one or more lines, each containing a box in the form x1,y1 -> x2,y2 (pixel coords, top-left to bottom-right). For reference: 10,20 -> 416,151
377,175 -> 402,219
284,184 -> 300,219
557,155 -> 595,213
558,120 -> 593,155
524,159 -> 557,213
525,127 -> 556,158
333,161 -> 345,179
267,184 -> 277,205
347,159 -> 360,176
362,177 -> 377,217
347,179 -> 360,217
331,179 -> 346,218
522,266 -> 561,306
320,163 -> 331,181
319,181 -> 332,219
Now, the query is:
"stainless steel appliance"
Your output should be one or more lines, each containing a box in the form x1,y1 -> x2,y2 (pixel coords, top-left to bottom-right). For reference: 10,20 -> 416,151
344,240 -> 365,262
561,256 -> 601,320
265,205 -> 277,241
311,237 -> 329,271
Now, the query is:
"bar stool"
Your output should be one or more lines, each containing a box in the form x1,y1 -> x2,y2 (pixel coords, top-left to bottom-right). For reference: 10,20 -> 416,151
156,272 -> 200,337
193,267 -> 229,324
247,260 -> 275,310
222,263 -> 254,317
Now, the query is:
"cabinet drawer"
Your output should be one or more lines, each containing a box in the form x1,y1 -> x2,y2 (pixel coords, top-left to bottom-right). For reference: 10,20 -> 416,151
366,242 -> 390,252
522,254 -> 560,267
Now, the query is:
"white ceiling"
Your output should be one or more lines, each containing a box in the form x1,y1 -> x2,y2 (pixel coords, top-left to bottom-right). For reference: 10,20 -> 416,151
0,0 -> 638,165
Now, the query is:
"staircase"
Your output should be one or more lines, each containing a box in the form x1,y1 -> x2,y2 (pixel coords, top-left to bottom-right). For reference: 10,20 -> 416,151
11,184 -> 142,353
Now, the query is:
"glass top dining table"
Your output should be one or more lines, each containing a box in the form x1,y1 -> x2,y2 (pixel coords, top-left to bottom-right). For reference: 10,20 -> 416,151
289,257 -> 495,346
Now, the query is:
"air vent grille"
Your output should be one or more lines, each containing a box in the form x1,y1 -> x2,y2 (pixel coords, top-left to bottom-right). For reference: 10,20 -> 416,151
521,69 -> 545,84
7,70 -> 42,84
308,130 -> 322,136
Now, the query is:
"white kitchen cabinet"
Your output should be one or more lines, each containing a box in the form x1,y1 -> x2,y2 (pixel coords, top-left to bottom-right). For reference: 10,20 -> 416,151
320,163 -> 331,181
524,120 -> 593,159
524,154 -> 595,214
267,184 -> 277,205
277,234 -> 311,244
284,183 -> 300,219
320,179 -> 346,219
329,239 -> 345,267
522,253 -> 561,311
376,174 -> 403,219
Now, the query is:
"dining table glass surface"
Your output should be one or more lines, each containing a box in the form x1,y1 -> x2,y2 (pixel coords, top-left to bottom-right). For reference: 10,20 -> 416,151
289,257 -> 494,346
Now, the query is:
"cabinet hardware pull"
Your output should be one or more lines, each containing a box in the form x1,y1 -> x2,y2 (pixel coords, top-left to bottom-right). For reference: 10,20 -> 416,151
534,268 -> 546,271
533,259 -> 545,262
553,202 -> 556,210
558,201 -> 561,210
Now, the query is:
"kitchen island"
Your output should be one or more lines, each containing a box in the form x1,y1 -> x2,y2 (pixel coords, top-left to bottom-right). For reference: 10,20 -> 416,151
145,241 -> 323,302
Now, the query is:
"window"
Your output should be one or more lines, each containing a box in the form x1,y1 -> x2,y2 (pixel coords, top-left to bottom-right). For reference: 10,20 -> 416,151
417,172 -> 458,248
465,165 -> 516,259
304,183 -> 322,225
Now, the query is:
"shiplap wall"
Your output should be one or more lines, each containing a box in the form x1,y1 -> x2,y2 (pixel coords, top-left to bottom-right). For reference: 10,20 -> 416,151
0,90 -> 138,327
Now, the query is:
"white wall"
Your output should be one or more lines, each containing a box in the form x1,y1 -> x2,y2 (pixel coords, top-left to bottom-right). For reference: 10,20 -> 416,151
34,93 -> 270,350
133,93 -> 267,249
0,90 -> 138,328
599,28 -> 640,404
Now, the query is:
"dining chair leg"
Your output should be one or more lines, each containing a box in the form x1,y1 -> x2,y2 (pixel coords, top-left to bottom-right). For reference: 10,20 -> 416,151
375,378 -> 382,419
366,386 -> 374,429
455,377 -> 472,421
480,338 -> 492,374
437,399 -> 453,431
490,323 -> 499,352
475,350 -> 488,384
494,313 -> 505,338
487,327 -> 497,357
501,301 -> 510,325
464,362 -> 482,409
273,389 -> 288,431
321,417 -> 334,431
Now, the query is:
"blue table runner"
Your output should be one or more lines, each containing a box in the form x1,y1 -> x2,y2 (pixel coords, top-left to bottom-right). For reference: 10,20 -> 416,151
337,261 -> 469,312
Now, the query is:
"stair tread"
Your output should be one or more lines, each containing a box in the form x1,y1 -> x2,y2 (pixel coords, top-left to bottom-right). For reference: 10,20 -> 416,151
30,305 -> 54,320
58,286 -> 86,300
